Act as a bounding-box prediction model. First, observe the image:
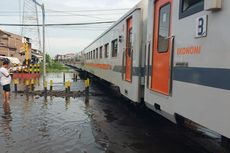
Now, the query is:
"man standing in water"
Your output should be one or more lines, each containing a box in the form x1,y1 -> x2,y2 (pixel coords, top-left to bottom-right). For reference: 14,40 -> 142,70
0,58 -> 11,111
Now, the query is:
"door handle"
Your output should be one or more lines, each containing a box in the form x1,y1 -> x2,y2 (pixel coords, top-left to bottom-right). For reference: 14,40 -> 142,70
164,35 -> 175,40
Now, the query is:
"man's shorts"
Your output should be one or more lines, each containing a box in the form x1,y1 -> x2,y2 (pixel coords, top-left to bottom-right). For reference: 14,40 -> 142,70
3,84 -> 11,92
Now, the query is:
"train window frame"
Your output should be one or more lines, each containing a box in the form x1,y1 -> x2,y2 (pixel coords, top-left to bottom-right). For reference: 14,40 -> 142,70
104,43 -> 109,58
96,48 -> 98,59
93,50 -> 95,59
111,39 -> 118,58
99,46 -> 103,59
158,3 -> 171,53
126,17 -> 133,57
179,0 -> 204,19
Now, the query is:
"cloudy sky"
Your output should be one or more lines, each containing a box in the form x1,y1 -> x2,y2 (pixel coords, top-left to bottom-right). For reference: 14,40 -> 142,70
0,0 -> 140,57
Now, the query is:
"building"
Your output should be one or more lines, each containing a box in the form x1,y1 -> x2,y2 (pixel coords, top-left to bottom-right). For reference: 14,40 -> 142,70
55,53 -> 75,62
0,29 -> 32,64
32,49 -> 43,64
55,54 -> 64,61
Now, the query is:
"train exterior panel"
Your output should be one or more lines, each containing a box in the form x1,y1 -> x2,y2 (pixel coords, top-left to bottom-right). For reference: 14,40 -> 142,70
71,0 -> 230,139
81,1 -> 148,103
145,0 -> 230,139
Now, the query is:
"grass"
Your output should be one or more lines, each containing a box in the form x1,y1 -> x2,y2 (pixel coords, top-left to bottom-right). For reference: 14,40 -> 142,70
40,61 -> 71,73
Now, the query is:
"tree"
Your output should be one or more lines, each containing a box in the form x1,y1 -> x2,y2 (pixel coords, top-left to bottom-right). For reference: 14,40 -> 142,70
46,54 -> 51,66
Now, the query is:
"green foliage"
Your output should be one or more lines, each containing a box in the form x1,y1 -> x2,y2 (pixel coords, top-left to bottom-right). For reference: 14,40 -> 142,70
46,54 -> 51,66
40,54 -> 70,72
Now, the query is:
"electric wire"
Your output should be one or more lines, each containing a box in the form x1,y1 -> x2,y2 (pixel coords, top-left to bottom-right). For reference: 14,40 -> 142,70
0,8 -> 130,14
0,21 -> 116,27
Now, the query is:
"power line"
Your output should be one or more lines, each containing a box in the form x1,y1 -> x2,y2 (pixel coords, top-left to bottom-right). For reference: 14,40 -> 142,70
0,21 -> 115,27
0,8 -> 128,20
46,8 -> 130,12
0,8 -> 130,14
0,12 -> 124,16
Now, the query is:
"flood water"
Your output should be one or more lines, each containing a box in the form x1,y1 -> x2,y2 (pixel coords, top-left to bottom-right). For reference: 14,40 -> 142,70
0,73 -> 227,153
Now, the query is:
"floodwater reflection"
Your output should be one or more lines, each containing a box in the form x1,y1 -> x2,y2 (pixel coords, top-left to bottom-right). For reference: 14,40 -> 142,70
0,73 -> 226,153
1,97 -> 13,147
0,93 -> 103,153
3,101 -> 11,117
65,97 -> 71,110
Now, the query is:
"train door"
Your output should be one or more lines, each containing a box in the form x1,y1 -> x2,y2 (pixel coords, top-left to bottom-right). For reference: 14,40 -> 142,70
151,0 -> 172,95
125,17 -> 133,82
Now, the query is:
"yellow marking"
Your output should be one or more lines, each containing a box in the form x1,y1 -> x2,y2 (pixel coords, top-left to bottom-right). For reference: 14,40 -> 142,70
65,82 -> 68,88
44,81 -> 47,88
31,79 -> 35,85
14,79 -> 19,85
50,80 -> 53,86
25,80 -> 30,86
85,78 -> 90,88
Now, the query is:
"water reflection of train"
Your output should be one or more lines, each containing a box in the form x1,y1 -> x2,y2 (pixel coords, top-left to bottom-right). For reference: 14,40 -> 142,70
69,0 -> 230,142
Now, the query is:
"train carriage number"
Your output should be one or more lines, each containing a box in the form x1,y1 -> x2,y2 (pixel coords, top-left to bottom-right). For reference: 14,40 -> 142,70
196,15 -> 207,38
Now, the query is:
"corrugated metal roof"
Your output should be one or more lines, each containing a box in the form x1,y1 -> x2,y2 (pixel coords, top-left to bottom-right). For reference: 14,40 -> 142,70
0,56 -> 21,64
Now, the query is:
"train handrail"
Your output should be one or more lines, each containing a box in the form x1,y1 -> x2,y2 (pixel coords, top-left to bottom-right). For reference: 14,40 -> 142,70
168,35 -> 175,96
147,41 -> 151,89
122,49 -> 125,80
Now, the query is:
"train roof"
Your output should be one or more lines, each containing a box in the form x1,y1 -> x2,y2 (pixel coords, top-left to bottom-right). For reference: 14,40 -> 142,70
83,0 -> 143,52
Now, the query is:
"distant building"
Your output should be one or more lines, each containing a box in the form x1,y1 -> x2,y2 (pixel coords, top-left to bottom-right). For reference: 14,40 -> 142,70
55,53 -> 75,61
32,49 -> 43,64
0,29 -> 32,64
55,54 -> 64,61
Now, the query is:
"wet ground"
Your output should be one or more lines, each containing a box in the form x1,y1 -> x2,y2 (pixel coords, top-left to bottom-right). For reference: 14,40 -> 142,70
0,73 -> 228,153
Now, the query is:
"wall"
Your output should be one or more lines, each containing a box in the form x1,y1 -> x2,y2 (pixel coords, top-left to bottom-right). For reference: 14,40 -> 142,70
0,30 -> 32,64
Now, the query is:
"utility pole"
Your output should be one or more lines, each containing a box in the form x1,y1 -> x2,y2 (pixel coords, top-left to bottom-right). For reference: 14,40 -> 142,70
42,4 -> 46,81
32,0 -> 46,84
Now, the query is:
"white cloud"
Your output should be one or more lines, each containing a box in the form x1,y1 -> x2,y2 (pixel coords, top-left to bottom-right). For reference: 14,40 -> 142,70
0,0 -> 141,56
43,0 -> 140,10
46,37 -> 92,56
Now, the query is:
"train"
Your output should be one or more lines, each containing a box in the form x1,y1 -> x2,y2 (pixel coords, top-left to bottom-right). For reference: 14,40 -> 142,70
69,0 -> 230,141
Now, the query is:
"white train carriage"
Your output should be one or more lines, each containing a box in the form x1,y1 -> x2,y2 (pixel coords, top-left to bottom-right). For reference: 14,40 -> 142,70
145,0 -> 230,139
75,0 -> 230,140
82,0 -> 148,103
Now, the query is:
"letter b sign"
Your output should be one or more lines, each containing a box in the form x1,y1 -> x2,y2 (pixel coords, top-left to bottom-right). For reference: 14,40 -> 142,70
196,15 -> 207,38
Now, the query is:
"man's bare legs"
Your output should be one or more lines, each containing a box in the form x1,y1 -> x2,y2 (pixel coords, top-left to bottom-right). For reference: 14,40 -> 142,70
3,91 -> 10,115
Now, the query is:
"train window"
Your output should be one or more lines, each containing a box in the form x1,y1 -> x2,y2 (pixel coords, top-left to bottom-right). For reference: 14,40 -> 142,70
99,46 -> 103,59
104,43 -> 109,58
179,0 -> 204,19
112,39 -> 118,57
96,48 -> 98,59
93,50 -> 95,59
158,3 -> 171,53
127,17 -> 133,57
91,51 -> 93,59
